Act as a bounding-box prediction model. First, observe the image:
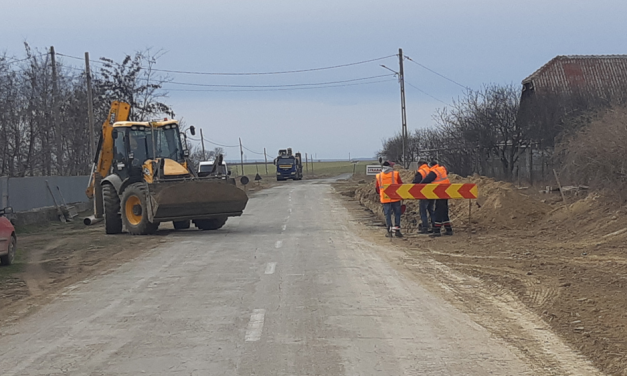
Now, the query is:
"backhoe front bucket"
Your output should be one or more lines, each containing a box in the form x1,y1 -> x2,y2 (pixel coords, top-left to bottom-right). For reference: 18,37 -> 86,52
146,179 -> 248,222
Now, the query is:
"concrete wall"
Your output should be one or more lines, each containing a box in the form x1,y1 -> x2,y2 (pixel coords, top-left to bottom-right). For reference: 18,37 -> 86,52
0,175 -> 90,212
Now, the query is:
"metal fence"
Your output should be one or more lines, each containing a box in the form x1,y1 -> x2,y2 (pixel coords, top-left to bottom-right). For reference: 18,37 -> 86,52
0,175 -> 90,212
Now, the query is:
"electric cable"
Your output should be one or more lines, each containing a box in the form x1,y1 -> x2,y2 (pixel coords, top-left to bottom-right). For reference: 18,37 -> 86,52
57,52 -> 396,76
243,146 -> 265,155
3,57 -> 31,65
405,81 -> 450,106
165,78 -> 395,92
404,55 -> 470,90
202,137 -> 239,148
165,74 -> 393,88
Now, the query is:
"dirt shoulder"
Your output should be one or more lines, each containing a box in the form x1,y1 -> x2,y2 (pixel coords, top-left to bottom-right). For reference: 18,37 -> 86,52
0,217 -> 169,327
0,182 -> 274,328
335,175 -> 627,376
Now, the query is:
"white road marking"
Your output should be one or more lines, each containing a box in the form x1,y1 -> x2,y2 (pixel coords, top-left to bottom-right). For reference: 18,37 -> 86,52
282,224 -> 287,231
289,208 -> 292,213
275,240 -> 283,249
265,262 -> 277,274
245,309 -> 266,342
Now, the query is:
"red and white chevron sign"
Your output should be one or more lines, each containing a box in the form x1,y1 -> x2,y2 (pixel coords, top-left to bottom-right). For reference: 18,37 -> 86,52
381,184 -> 478,200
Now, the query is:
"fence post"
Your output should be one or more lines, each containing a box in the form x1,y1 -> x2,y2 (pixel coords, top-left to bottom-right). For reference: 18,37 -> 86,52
0,177 -> 8,209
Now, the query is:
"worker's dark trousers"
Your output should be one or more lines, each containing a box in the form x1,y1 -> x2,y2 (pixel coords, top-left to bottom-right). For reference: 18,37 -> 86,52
382,201 -> 402,231
433,199 -> 451,233
419,199 -> 435,230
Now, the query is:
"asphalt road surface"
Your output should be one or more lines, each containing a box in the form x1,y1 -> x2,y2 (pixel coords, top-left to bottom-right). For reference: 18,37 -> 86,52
0,177 -> 539,375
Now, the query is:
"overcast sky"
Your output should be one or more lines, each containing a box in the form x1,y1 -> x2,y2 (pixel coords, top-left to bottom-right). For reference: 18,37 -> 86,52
3,0 -> 627,160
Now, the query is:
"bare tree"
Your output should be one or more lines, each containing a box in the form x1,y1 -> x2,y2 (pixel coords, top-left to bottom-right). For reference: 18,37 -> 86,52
96,49 -> 174,122
0,45 -> 178,178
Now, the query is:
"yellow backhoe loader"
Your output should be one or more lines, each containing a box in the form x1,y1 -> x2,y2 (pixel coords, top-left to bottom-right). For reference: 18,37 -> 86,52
85,101 -> 248,234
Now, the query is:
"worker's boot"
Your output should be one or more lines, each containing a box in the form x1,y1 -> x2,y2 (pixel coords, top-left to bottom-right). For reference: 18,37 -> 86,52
429,226 -> 442,238
385,227 -> 393,238
395,230 -> 404,238
444,224 -> 453,236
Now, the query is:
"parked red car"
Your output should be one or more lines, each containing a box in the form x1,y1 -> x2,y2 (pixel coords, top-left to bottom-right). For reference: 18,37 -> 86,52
0,207 -> 16,266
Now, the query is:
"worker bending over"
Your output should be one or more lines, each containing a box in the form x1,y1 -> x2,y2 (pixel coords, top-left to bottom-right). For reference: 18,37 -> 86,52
412,159 -> 435,234
419,161 -> 453,237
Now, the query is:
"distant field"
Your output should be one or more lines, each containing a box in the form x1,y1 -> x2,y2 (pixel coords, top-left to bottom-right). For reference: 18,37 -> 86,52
231,160 -> 378,179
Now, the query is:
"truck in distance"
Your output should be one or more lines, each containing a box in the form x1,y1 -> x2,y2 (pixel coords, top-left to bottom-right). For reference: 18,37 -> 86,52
274,148 -> 303,181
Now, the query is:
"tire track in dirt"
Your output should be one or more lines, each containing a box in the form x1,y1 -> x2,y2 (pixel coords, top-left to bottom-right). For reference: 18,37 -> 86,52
21,239 -> 65,296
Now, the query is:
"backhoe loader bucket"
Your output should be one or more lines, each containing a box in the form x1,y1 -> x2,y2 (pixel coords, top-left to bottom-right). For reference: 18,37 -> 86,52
146,179 -> 248,222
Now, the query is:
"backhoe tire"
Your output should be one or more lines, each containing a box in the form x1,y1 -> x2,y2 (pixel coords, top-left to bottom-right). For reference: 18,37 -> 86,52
103,184 -> 123,234
173,220 -> 191,230
121,183 -> 159,235
194,217 -> 228,231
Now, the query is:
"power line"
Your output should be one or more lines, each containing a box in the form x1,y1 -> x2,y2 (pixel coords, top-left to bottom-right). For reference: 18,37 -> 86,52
3,57 -> 32,65
165,74 -> 393,88
164,78 -> 395,92
201,137 -> 239,148
150,55 -> 396,76
405,81 -> 450,106
404,56 -> 470,90
57,52 -> 396,76
243,146 -> 264,155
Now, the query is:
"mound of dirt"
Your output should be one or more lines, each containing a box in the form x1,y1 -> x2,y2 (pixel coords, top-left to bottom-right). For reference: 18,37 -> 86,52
448,174 -> 550,230
354,169 -> 550,231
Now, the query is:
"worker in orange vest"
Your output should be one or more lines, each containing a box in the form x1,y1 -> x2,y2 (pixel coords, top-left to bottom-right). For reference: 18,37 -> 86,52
412,159 -> 435,234
375,161 -> 404,238
419,160 -> 452,237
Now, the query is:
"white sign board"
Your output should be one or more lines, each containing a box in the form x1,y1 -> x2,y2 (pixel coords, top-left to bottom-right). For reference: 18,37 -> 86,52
366,165 -> 382,176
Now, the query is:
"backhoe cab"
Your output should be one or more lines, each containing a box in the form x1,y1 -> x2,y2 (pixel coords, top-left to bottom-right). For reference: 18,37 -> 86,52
85,101 -> 248,235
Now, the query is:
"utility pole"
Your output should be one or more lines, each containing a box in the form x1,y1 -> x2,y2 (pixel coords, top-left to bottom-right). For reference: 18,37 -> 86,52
263,147 -> 268,175
85,52 -> 96,162
50,46 -> 63,175
398,48 -> 408,168
305,153 -> 309,174
199,129 -> 206,160
239,138 -> 244,176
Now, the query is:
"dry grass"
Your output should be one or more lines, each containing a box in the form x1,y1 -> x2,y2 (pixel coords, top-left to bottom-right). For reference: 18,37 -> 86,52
557,106 -> 627,200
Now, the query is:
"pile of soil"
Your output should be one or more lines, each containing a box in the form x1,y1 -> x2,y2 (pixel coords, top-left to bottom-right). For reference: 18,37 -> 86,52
354,169 -> 551,231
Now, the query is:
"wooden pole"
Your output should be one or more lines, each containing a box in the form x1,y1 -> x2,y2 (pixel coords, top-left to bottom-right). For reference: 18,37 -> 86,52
239,138 -> 244,176
50,46 -> 63,175
305,153 -> 309,174
468,200 -> 472,235
199,129 -> 206,160
553,169 -> 566,203
398,48 -> 408,168
264,147 -> 268,175
85,52 -> 96,164
529,142 -> 534,186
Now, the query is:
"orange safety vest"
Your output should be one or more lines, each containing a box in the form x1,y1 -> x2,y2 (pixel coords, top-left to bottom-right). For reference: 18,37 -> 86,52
376,170 -> 401,203
431,164 -> 450,185
417,164 -> 430,181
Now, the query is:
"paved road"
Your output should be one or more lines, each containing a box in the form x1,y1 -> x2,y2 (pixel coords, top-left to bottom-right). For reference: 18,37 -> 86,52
0,178 -> 535,375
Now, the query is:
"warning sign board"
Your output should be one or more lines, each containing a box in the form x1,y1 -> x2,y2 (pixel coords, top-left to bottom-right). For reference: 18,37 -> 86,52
381,184 -> 478,200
